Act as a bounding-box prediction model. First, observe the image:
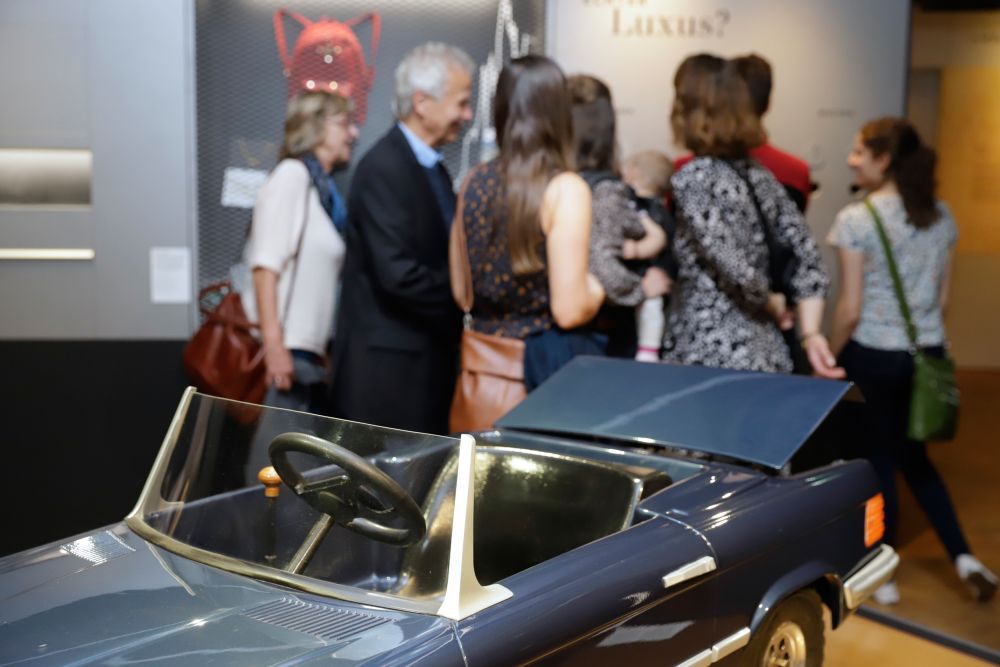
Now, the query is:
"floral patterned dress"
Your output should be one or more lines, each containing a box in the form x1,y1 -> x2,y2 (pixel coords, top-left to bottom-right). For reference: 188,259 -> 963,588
460,160 -> 553,339
664,157 -> 828,372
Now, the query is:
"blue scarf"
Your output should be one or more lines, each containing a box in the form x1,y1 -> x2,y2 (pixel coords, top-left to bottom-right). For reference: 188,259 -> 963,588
301,153 -> 348,234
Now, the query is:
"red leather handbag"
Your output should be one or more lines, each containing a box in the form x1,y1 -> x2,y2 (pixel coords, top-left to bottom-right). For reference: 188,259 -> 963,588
184,185 -> 313,409
183,282 -> 267,406
273,9 -> 380,124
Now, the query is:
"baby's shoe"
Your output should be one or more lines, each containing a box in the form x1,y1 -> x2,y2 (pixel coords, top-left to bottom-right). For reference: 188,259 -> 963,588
955,554 -> 998,602
873,581 -> 900,605
635,346 -> 660,363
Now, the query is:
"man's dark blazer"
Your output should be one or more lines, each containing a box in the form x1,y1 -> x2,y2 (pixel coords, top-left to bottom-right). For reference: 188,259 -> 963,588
329,125 -> 461,434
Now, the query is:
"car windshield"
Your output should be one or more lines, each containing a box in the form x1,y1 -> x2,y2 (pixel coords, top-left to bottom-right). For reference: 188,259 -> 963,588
128,390 -> 461,615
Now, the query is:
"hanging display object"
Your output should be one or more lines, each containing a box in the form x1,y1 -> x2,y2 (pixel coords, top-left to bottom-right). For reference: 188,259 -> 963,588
273,9 -> 381,125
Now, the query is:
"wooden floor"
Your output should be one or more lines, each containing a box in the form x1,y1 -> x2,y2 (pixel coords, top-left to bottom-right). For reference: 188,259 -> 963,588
826,612 -> 995,666
826,369 -> 1000,664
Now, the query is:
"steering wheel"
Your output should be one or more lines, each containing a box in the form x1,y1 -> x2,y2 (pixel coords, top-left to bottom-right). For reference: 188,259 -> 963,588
269,432 -> 426,547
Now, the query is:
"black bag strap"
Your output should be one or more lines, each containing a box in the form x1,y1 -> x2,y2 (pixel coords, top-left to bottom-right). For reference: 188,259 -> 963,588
863,198 -> 919,349
722,158 -> 800,303
725,159 -> 780,265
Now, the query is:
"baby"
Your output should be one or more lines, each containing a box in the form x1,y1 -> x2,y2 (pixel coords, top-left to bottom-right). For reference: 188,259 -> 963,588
621,150 -> 675,362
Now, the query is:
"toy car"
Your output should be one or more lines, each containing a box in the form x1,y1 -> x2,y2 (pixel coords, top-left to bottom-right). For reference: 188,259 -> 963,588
0,357 -> 896,665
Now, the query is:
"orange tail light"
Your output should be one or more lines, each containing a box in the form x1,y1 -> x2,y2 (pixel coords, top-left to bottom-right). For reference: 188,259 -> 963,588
864,493 -> 886,547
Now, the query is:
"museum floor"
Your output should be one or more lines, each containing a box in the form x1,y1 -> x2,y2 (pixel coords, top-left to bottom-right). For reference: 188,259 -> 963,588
826,369 -> 1000,666
825,613 -> 994,666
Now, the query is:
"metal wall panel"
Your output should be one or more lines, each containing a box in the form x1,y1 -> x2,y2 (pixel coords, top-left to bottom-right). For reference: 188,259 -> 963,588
0,0 -> 196,339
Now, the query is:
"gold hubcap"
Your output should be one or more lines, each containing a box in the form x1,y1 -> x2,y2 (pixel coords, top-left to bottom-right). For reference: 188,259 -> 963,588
763,620 -> 807,667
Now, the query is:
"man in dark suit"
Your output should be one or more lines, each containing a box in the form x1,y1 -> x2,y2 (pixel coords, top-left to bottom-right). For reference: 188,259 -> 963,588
329,42 -> 473,434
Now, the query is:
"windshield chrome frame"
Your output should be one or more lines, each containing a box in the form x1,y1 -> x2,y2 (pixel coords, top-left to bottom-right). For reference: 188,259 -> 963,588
125,389 -> 512,619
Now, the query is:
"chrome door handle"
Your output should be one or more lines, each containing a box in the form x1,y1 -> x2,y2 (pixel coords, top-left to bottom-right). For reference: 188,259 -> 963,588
662,555 -> 717,589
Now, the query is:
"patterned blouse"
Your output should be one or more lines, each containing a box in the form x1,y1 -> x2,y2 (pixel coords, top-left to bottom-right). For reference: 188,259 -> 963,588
827,193 -> 956,350
664,157 -> 828,373
588,177 -> 648,307
460,160 -> 553,339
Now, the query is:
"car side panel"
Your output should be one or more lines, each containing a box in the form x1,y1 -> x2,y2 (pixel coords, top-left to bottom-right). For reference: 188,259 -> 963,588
456,517 -> 718,666
683,460 -> 880,648
292,625 -> 467,666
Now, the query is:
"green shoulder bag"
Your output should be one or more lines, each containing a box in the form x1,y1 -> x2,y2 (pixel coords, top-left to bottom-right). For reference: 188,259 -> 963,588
864,199 -> 959,441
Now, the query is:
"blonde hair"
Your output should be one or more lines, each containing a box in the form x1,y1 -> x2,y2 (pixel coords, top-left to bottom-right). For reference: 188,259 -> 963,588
623,151 -> 673,196
280,91 -> 352,160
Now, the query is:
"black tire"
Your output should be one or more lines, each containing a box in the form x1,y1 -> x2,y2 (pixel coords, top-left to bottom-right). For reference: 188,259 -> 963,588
740,589 -> 824,667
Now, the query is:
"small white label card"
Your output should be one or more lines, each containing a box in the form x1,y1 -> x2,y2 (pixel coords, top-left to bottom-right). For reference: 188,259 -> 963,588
150,246 -> 191,304
221,167 -> 268,209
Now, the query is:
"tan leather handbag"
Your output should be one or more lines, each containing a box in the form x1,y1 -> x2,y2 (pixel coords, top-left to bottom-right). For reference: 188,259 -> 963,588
448,167 -> 526,433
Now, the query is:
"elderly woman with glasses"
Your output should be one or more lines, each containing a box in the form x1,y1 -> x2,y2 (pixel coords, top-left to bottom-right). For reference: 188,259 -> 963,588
241,90 -> 358,413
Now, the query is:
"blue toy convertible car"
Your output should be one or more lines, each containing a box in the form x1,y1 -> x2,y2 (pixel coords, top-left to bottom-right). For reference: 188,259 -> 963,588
0,358 -> 896,665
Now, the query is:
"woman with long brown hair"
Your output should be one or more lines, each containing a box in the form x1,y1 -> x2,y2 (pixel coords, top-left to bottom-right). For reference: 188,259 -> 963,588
829,117 -> 997,604
567,73 -> 668,360
449,55 -> 604,390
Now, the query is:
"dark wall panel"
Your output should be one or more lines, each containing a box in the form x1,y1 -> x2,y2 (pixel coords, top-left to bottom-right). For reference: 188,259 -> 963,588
0,341 -> 188,556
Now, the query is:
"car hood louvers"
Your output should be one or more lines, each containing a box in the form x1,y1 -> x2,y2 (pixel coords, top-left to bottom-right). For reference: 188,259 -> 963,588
241,597 -> 391,642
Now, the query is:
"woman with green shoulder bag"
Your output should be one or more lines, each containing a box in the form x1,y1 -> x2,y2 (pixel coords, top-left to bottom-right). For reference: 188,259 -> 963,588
828,117 -> 996,605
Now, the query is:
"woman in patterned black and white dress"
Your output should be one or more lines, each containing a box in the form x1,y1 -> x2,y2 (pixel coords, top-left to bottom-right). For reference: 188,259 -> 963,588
663,56 -> 843,378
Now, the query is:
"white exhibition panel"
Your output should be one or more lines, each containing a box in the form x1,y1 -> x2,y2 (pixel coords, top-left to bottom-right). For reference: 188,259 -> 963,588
545,0 -> 911,246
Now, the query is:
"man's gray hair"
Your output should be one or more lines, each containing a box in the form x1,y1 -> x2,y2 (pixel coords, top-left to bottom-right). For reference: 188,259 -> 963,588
392,42 -> 474,119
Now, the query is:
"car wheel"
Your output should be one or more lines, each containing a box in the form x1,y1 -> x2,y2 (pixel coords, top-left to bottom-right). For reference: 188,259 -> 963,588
741,589 -> 824,667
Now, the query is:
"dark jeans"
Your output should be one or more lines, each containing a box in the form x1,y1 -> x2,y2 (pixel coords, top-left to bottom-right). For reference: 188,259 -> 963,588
839,340 -> 970,559
523,328 -> 607,392
593,303 -> 637,359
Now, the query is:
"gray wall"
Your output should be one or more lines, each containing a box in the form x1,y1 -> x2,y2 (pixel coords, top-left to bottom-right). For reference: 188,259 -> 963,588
0,0 -> 196,340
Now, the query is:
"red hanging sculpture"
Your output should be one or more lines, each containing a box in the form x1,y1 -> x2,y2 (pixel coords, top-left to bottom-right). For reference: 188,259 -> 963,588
273,9 -> 381,125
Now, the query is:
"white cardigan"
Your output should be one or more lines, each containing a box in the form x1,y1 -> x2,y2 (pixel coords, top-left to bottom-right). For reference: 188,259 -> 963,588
241,159 -> 345,356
